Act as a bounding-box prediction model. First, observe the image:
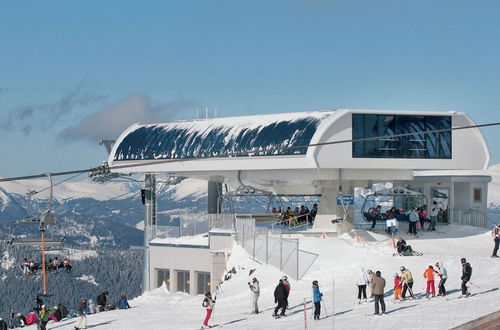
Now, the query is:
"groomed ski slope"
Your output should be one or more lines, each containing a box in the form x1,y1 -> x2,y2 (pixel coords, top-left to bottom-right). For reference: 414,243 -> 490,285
37,225 -> 499,330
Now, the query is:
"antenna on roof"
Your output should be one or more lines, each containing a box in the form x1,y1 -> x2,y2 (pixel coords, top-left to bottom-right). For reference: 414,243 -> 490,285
196,107 -> 218,120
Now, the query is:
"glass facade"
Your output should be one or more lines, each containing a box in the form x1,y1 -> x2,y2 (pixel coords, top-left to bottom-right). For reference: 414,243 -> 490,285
352,114 -> 452,159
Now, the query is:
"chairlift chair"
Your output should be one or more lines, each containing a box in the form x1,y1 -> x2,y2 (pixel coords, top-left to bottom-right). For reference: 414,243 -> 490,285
360,186 -> 428,222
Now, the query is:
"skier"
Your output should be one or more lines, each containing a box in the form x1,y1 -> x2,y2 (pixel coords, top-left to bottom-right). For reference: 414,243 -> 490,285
356,267 -> 369,304
366,269 -> 375,298
371,271 -> 386,315
38,305 -> 49,330
423,265 -> 435,298
9,312 -> 25,328
273,279 -> 287,318
201,292 -> 216,328
282,276 -> 291,309
400,266 -> 415,299
96,291 -> 109,312
393,273 -> 403,301
492,224 -> 500,257
74,298 -> 88,329
434,262 -> 448,296
248,277 -> 260,314
312,280 -> 323,320
118,293 -> 131,309
460,258 -> 472,297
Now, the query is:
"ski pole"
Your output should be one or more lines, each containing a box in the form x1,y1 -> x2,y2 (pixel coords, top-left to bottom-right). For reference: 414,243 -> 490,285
467,281 -> 481,288
323,299 -> 328,317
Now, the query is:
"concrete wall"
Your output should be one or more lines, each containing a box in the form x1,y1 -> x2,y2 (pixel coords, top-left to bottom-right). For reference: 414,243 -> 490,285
149,232 -> 235,295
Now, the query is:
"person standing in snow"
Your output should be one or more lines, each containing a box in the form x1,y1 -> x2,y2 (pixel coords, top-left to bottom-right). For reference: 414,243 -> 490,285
202,292 -> 216,328
248,277 -> 260,314
460,258 -> 472,297
492,224 -> 500,258
366,269 -> 375,298
371,271 -> 386,315
393,273 -> 403,301
406,207 -> 419,235
74,298 -> 88,330
356,267 -> 369,303
282,276 -> 291,309
400,266 -> 415,299
434,262 -> 448,296
273,279 -> 287,317
312,280 -> 323,320
423,265 -> 435,298
428,201 -> 439,231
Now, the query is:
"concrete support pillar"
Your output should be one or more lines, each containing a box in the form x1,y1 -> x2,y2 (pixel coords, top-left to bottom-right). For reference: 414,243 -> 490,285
208,181 -> 222,214
143,174 -> 156,293
170,268 -> 177,293
190,270 -> 198,295
313,184 -> 355,235
210,251 -> 226,295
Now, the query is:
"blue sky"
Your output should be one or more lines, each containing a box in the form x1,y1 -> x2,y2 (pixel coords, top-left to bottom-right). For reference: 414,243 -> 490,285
1,0 -> 500,178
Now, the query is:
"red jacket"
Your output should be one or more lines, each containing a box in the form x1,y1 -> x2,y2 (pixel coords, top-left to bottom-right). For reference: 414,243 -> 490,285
423,268 -> 435,281
394,276 -> 402,289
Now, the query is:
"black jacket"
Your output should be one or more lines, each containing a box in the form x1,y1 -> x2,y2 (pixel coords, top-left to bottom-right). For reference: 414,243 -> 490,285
462,262 -> 472,281
274,283 -> 287,301
0,319 -> 8,330
96,292 -> 107,305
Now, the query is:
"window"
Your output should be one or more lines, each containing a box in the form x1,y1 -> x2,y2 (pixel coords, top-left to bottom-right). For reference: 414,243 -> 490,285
156,269 -> 170,289
352,114 -> 452,159
176,270 -> 190,293
197,272 -> 211,295
473,188 -> 482,203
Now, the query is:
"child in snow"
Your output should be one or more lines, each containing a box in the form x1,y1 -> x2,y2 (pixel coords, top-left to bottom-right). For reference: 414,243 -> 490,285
202,292 -> 216,328
423,265 -> 435,298
118,293 -> 131,309
400,266 -> 415,299
460,258 -> 472,297
38,305 -> 49,330
273,279 -> 287,317
248,277 -> 260,314
312,280 -> 323,320
393,273 -> 403,300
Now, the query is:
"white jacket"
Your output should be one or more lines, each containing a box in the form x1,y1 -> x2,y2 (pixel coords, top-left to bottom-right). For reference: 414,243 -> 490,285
356,267 -> 369,286
249,281 -> 260,295
435,262 -> 447,279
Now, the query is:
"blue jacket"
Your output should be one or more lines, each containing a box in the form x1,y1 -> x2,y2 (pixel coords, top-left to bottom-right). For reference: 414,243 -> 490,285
312,285 -> 323,303
118,297 -> 130,309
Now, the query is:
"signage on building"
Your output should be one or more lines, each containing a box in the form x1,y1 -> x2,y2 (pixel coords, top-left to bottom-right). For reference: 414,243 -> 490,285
336,195 -> 355,206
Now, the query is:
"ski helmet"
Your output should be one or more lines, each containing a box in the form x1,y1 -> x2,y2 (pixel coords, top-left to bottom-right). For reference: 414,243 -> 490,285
393,273 -> 398,278
282,275 -> 288,281
400,266 -> 405,271
461,258 -> 466,263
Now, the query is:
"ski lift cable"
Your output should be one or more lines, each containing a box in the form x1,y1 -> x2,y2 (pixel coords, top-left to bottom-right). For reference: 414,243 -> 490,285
0,121 -> 499,183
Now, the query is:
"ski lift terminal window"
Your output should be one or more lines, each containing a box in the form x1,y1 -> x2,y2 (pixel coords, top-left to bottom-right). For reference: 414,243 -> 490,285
352,114 -> 452,159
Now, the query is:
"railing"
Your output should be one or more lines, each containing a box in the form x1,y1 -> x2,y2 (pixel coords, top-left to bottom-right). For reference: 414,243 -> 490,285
448,208 -> 495,229
235,216 -> 318,280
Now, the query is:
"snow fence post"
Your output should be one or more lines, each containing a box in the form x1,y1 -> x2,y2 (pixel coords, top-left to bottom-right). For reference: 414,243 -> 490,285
253,226 -> 256,259
303,297 -> 308,329
332,277 -> 335,329
280,230 -> 283,270
266,229 -> 269,265
296,239 -> 299,280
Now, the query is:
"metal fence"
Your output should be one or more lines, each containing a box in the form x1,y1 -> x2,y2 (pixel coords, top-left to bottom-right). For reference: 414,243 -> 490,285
448,208 -> 496,229
234,215 -> 318,280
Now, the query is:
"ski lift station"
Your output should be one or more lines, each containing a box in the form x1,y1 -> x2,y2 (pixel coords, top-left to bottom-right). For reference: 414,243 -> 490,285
107,109 -> 491,295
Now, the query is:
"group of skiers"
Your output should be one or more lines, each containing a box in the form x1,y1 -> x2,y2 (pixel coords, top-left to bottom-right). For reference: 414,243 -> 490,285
357,257 -> 474,315
2,291 -> 131,330
19,256 -> 72,276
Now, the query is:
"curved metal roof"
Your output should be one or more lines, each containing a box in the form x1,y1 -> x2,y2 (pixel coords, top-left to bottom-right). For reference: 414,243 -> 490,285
112,111 -> 335,161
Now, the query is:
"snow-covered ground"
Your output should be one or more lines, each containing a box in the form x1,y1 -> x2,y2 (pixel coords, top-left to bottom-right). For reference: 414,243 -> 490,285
24,224 -> 500,330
